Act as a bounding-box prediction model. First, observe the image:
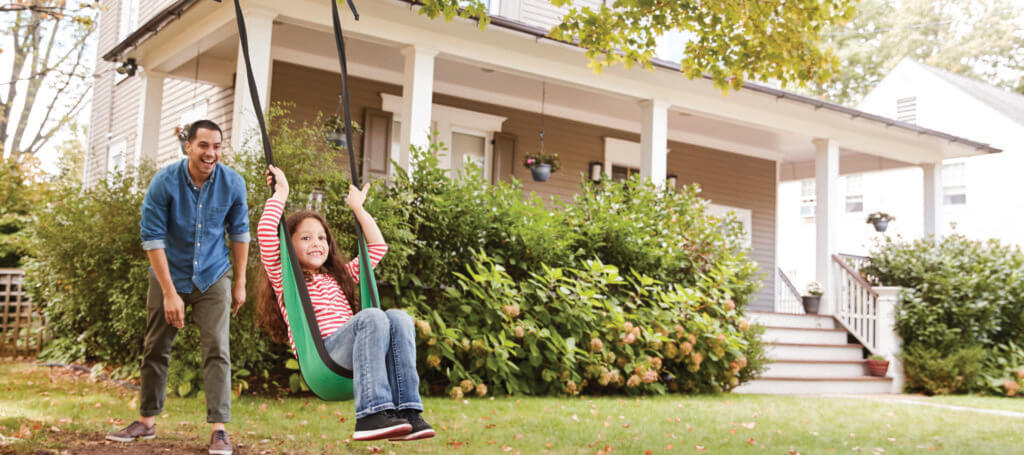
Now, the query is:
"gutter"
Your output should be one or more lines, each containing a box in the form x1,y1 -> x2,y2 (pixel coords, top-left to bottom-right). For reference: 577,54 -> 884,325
102,0 -> 1000,155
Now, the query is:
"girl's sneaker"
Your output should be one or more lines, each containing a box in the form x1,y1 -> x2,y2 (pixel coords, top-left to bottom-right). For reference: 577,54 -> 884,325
352,410 -> 412,441
389,409 -> 435,441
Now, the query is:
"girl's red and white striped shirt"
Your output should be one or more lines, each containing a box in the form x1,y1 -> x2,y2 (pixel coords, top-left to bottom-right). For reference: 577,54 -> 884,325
257,198 -> 387,355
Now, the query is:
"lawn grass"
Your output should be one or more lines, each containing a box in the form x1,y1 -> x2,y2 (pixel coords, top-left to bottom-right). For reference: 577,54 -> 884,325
2,362 -> 1023,454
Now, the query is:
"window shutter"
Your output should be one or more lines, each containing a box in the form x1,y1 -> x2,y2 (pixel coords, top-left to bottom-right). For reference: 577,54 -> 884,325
361,107 -> 393,181
491,132 -> 517,184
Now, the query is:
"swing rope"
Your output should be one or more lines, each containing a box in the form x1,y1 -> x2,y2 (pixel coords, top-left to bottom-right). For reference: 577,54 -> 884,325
223,0 -> 374,399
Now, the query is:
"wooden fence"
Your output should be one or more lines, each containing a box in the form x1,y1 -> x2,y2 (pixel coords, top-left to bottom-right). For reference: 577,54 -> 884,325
0,268 -> 44,358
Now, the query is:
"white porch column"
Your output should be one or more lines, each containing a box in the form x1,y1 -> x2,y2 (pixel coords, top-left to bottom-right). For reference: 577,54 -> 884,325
813,138 -> 839,315
639,99 -> 669,187
922,162 -> 943,237
133,70 -> 166,167
398,46 -> 438,172
230,9 -> 275,153
876,286 -> 905,393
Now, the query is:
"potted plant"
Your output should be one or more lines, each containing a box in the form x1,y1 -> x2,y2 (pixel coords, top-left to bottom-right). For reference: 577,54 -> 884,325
324,115 -> 362,151
866,211 -> 895,232
523,151 -> 561,182
865,354 -> 890,377
802,281 -> 823,314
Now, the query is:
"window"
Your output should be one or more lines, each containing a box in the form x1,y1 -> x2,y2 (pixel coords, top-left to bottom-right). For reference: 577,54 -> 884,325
943,162 -> 966,206
800,179 -> 816,217
118,0 -> 140,41
107,138 -> 127,181
708,203 -> 753,249
844,174 -> 864,213
896,96 -> 917,124
451,131 -> 486,174
380,93 -> 506,180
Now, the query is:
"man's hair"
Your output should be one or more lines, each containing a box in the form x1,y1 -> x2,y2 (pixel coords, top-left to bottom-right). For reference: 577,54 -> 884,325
187,120 -> 223,142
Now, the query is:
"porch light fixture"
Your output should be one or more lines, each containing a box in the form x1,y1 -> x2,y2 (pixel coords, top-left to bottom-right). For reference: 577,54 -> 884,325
589,161 -> 603,182
666,174 -> 678,189
116,58 -> 138,77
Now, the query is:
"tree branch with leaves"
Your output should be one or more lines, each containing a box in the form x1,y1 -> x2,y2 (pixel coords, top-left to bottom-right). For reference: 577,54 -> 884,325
415,0 -> 857,92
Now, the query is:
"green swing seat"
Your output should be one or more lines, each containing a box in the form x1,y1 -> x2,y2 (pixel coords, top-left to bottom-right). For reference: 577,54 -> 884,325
277,225 -> 380,401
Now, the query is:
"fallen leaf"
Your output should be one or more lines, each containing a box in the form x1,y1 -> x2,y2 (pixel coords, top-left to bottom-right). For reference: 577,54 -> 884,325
747,438 -> 755,445
259,403 -> 268,411
645,451 -> 653,455
741,422 -> 756,429
515,434 -> 523,440
572,414 -> 580,422
695,445 -> 706,451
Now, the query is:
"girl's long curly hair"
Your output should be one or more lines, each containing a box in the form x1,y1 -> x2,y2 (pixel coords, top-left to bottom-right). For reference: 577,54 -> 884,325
256,210 -> 357,345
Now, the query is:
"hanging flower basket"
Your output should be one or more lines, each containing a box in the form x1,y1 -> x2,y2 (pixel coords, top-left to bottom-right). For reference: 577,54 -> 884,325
523,152 -> 561,182
866,212 -> 895,232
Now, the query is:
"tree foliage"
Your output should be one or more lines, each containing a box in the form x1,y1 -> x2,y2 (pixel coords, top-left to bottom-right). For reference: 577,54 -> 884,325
416,0 -> 857,91
810,0 -> 1024,105
1,0 -> 97,161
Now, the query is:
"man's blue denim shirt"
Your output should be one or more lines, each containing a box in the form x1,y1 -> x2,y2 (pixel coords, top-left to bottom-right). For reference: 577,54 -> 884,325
140,159 -> 250,293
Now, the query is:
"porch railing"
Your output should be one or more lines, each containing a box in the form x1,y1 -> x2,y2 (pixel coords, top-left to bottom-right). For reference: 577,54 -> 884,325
832,255 -> 879,356
775,267 -> 805,314
1,268 -> 44,358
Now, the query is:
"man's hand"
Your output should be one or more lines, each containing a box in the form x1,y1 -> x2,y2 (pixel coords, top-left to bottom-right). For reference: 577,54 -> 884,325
232,282 -> 246,316
164,293 -> 185,328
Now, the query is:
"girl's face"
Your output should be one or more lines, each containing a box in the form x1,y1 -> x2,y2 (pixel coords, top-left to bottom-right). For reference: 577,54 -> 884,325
292,217 -> 330,272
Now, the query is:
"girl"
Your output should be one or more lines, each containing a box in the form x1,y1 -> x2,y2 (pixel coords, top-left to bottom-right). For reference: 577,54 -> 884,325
256,165 -> 433,442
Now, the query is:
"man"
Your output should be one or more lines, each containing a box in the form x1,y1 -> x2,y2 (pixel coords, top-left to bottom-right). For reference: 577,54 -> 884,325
107,120 -> 249,455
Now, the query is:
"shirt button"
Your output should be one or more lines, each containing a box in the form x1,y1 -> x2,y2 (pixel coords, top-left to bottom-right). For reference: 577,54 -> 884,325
194,261 -> 198,264
199,204 -> 203,208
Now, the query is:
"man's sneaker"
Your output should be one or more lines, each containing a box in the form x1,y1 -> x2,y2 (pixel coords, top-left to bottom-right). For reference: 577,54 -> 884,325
209,430 -> 233,455
105,421 -> 155,442
352,410 -> 412,441
389,409 -> 435,441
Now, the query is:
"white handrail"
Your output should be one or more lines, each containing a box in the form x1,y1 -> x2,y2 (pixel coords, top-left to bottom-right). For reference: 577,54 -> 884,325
832,255 -> 879,356
775,267 -> 805,314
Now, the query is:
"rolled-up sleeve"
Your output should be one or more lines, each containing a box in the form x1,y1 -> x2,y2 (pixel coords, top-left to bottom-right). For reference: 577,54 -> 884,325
140,175 -> 169,251
226,174 -> 250,243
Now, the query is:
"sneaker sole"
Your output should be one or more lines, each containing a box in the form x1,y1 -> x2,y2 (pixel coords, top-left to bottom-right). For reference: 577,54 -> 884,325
105,434 -> 155,443
208,449 -> 233,455
389,428 -> 436,441
352,423 -> 412,441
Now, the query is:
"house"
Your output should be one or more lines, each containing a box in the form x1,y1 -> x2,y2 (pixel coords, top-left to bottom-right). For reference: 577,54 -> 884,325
85,0 -> 999,393
779,59 -> 1024,291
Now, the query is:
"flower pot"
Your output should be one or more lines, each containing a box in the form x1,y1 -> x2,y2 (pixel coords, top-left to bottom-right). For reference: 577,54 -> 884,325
801,296 -> 821,314
866,359 -> 890,377
872,219 -> 889,232
530,164 -> 552,182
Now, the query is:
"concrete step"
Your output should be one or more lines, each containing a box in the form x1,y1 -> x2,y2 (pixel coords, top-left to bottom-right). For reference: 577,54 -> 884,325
733,376 -> 893,395
749,311 -> 836,329
762,326 -> 849,345
763,360 -> 868,378
767,342 -> 864,361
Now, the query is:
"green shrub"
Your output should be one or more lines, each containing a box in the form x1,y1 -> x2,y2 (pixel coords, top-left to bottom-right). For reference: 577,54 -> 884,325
900,345 -> 985,395
865,234 -> 1024,395
406,250 -> 764,397
976,341 -> 1024,397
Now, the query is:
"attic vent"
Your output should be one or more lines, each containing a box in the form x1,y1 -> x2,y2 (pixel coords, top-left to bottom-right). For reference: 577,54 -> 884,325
896,96 -> 917,124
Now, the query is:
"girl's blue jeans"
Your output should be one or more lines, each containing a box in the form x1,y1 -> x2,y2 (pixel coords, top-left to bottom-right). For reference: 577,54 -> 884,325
323,308 -> 424,418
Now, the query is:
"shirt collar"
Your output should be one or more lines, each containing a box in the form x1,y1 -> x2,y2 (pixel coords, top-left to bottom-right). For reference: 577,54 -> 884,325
181,158 -> 218,188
